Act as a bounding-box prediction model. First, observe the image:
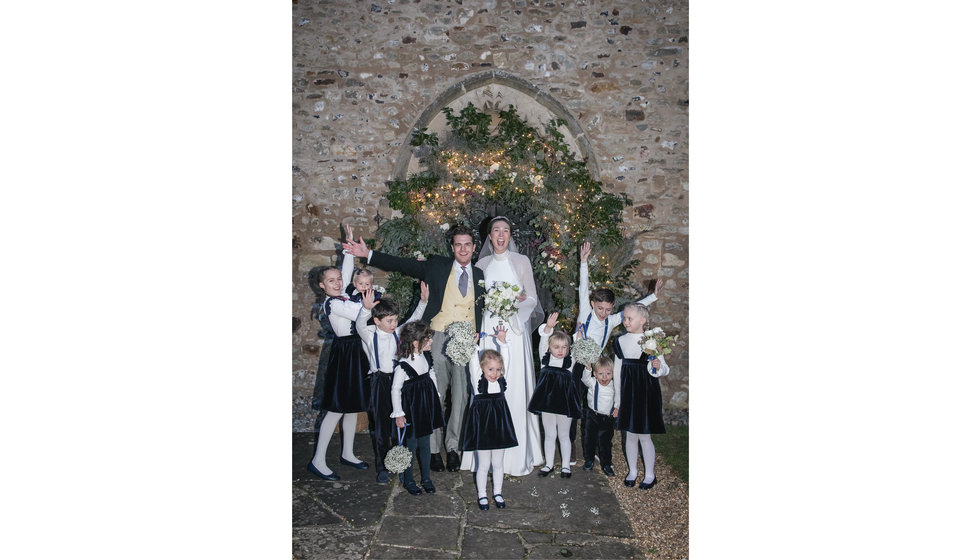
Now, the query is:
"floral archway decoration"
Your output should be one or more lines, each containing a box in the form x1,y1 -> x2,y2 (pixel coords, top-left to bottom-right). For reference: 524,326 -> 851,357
375,103 -> 640,325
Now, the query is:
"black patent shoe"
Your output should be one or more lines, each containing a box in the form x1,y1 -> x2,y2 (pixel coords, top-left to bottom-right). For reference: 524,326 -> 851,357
446,450 -> 461,472
421,479 -> 436,494
560,468 -> 572,479
430,453 -> 446,472
623,477 -> 636,487
537,466 -> 553,477
403,481 -> 423,495
638,477 -> 658,490
308,462 -> 340,481
478,497 -> 490,511
493,494 -> 506,509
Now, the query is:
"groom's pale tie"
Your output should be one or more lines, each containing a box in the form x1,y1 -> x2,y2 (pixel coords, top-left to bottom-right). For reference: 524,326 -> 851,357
458,266 -> 468,297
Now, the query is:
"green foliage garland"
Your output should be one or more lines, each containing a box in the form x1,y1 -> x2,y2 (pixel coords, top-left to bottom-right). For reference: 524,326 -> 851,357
377,103 -> 640,326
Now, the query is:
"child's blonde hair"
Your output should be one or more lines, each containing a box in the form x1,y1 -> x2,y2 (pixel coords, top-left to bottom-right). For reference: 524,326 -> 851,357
352,267 -> 374,282
593,355 -> 614,372
479,349 -> 505,375
548,330 -> 572,348
622,302 -> 650,321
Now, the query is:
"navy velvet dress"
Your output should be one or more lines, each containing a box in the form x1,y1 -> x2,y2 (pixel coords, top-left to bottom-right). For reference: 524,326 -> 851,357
319,297 -> 371,413
397,353 -> 446,439
613,337 -> 666,435
461,377 -> 519,451
528,352 -> 583,419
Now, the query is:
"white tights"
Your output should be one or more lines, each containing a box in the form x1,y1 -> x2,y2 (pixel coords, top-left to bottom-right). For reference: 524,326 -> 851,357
311,411 -> 362,475
541,412 -> 573,471
474,449 -> 505,498
624,430 -> 656,484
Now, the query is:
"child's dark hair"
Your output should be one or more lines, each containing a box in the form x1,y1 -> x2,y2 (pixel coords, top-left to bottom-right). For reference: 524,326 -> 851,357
398,321 -> 435,358
591,288 -> 616,304
308,265 -> 339,316
371,298 -> 399,321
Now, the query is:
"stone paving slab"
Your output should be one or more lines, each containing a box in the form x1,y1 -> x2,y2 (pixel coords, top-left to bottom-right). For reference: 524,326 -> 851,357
293,432 -> 641,559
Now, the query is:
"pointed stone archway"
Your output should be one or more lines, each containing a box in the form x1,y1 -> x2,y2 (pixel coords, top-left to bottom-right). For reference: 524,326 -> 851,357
391,70 -> 599,180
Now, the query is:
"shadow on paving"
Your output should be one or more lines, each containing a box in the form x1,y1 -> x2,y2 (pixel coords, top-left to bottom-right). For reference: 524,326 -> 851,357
293,432 -> 645,559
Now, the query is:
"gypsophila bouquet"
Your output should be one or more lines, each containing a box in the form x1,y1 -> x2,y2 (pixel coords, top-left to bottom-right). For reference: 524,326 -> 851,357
384,443 -> 412,474
571,337 -> 602,366
478,280 -> 522,322
445,321 -> 477,366
638,327 -> 677,359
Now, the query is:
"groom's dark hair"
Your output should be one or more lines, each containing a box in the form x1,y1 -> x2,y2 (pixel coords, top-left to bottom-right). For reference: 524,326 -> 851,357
446,224 -> 475,245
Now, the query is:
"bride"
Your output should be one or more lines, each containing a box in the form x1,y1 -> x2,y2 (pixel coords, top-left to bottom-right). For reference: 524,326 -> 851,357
461,216 -> 544,476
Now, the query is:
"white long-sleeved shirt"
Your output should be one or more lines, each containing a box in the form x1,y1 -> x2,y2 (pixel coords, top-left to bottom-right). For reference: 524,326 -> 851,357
355,300 -> 427,373
612,332 -> 669,410
468,338 -> 510,396
581,368 -> 616,416
575,259 -> 657,348
390,352 -> 441,419
537,323 -> 577,369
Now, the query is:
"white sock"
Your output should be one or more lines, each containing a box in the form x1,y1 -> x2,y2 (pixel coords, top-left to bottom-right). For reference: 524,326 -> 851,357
625,431 -> 640,481
340,413 -> 361,463
557,415 -> 573,471
542,413 -> 558,469
639,435 -> 656,483
476,450 -> 492,498
312,411 -> 344,474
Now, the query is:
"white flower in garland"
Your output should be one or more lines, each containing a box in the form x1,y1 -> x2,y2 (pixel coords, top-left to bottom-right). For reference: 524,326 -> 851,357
478,280 -> 521,322
439,223 -> 450,231
384,444 -> 412,474
372,284 -> 386,295
444,321 -> 477,366
571,337 -> 602,366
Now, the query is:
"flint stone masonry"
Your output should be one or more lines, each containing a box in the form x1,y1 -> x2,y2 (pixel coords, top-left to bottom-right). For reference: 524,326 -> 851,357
293,0 -> 689,429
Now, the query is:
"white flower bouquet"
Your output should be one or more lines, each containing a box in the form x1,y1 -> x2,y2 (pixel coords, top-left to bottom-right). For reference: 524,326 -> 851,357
638,327 -> 677,359
478,280 -> 522,323
384,443 -> 412,474
444,320 -> 477,366
571,337 -> 602,366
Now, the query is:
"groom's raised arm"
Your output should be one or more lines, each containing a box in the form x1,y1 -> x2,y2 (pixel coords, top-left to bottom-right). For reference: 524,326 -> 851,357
342,236 -> 429,280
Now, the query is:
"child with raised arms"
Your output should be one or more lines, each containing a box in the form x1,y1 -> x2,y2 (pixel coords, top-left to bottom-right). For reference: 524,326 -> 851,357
528,312 -> 583,479
391,321 -> 445,495
356,281 -> 429,483
460,325 -> 515,510
613,303 -> 669,489
306,252 -> 372,481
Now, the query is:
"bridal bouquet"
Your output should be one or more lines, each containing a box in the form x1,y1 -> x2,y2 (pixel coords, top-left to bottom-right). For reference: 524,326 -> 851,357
571,337 -> 602,366
444,320 -> 477,366
638,327 -> 677,359
478,280 -> 522,323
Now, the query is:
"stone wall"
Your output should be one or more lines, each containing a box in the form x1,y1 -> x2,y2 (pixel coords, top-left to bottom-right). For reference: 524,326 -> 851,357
292,0 -> 689,431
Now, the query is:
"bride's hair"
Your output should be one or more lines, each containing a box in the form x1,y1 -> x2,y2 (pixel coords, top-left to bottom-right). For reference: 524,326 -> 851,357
487,215 -> 512,229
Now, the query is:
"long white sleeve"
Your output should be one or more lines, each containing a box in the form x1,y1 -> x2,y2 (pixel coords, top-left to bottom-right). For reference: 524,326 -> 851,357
537,323 -> 552,361
390,366 -> 407,418
577,260 -> 591,326
402,299 -> 427,327
613,354 -> 623,410
341,250 -> 354,287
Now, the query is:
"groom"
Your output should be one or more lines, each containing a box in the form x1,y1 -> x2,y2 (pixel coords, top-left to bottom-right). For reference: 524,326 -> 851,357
342,225 -> 485,473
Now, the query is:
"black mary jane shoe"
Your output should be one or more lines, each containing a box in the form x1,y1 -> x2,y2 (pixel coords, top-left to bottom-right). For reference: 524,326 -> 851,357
537,467 -> 553,477
307,462 -> 340,481
623,477 -> 637,488
478,497 -> 490,511
430,453 -> 446,472
339,456 -> 369,470
403,481 -> 423,496
421,479 -> 436,494
493,494 -> 506,509
560,468 -> 572,479
638,478 -> 658,490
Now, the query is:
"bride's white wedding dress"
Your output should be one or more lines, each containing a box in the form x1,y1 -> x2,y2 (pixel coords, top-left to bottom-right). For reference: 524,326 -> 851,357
460,250 -> 544,476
